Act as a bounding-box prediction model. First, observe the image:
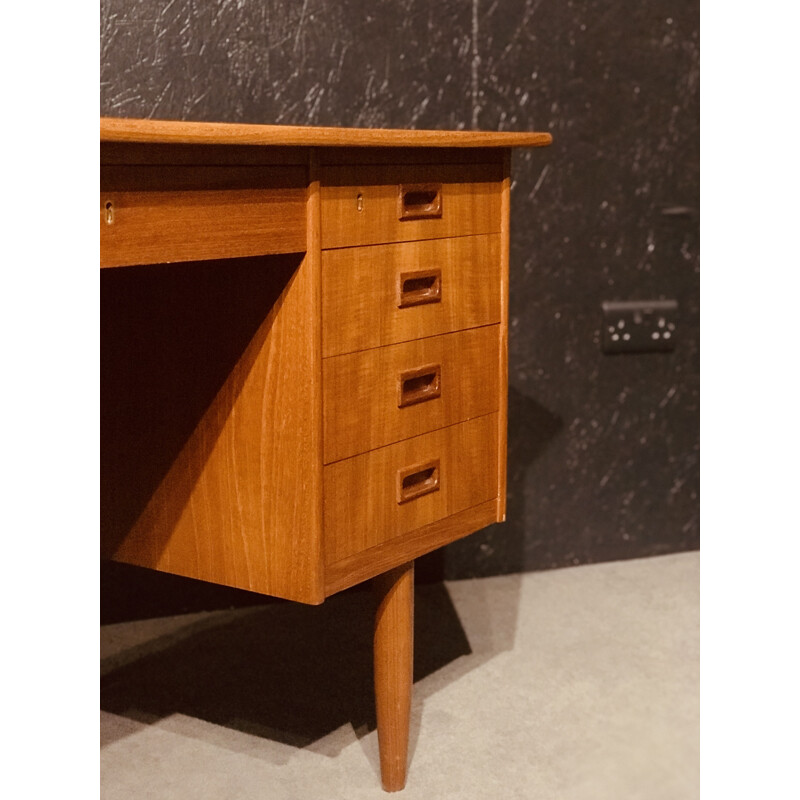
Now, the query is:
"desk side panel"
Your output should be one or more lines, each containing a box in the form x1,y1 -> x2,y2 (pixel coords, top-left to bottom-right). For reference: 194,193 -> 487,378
102,252 -> 324,604
497,149 -> 511,521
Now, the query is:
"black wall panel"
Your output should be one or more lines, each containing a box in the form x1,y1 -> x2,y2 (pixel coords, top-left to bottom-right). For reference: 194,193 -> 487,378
101,0 -> 699,589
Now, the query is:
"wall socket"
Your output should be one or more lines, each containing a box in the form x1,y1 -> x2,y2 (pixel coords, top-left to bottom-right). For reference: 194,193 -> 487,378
602,300 -> 678,354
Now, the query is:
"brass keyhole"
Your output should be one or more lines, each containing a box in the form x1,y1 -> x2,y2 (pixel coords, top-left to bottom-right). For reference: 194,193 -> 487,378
105,201 -> 114,224
356,193 -> 364,212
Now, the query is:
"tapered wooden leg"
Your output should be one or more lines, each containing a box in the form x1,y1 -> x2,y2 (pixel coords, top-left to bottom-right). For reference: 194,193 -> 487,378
373,561 -> 414,792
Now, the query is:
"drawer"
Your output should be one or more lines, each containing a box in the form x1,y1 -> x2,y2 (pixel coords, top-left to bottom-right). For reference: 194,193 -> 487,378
323,325 -> 499,464
100,165 -> 307,267
322,234 -> 501,357
320,163 -> 502,249
323,413 -> 498,565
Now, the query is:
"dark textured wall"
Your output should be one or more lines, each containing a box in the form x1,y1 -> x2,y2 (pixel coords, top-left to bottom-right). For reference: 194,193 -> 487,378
101,0 -> 699,593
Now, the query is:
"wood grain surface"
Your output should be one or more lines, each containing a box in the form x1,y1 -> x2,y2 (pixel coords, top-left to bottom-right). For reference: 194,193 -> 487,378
103,255 -> 324,603
497,150 -> 511,522
306,151 -> 326,594
321,234 -> 501,357
320,163 -> 502,249
323,414 -> 498,565
323,326 -> 500,463
100,165 -> 307,267
324,500 -> 498,596
373,562 -> 414,792
101,116 -> 553,149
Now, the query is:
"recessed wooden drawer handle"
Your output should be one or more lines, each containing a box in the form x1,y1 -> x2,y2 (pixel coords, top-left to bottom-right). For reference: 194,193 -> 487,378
397,459 -> 440,504
398,363 -> 441,408
397,269 -> 442,308
398,183 -> 442,220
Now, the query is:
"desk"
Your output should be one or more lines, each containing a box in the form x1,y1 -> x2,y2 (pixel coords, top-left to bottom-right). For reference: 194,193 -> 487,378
100,118 -> 551,791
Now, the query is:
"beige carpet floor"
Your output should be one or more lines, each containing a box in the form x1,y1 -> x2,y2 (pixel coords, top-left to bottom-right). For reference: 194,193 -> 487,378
101,551 -> 699,799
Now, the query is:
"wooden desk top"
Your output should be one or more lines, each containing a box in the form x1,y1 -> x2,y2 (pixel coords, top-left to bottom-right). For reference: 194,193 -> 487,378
100,117 -> 553,149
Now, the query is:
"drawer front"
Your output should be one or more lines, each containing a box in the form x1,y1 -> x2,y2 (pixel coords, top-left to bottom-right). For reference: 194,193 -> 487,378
323,325 -> 499,464
100,165 -> 307,267
320,163 -> 502,249
323,413 -> 498,565
322,234 -> 501,357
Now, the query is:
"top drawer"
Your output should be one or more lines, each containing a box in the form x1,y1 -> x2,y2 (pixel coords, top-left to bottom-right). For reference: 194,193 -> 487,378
320,163 -> 503,249
101,165 -> 308,268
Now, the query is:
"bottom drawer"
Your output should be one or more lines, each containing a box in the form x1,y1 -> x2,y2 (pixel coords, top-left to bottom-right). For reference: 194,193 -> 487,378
323,413 -> 498,566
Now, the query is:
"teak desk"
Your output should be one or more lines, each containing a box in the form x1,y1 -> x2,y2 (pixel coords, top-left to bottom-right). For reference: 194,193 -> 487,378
100,118 -> 552,791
